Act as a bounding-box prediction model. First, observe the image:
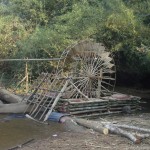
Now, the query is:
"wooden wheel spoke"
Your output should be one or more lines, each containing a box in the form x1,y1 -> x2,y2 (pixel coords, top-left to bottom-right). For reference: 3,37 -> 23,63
63,41 -> 116,99
102,76 -> 115,80
102,80 -> 114,87
71,78 -> 88,98
91,58 -> 103,74
101,85 -> 111,93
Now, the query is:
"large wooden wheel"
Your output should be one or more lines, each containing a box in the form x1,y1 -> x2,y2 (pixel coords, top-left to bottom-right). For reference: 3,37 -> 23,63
24,40 -> 116,122
62,40 -> 116,99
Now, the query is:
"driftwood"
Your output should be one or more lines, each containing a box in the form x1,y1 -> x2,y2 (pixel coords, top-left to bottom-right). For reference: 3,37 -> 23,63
0,102 -> 29,113
8,138 -> 34,150
0,88 -> 22,103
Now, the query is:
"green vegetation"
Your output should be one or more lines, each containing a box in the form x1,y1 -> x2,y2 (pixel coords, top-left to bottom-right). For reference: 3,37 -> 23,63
0,0 -> 150,89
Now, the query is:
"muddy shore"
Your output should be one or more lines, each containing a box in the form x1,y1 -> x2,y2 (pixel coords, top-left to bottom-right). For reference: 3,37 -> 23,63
19,113 -> 150,150
4,87 -> 150,150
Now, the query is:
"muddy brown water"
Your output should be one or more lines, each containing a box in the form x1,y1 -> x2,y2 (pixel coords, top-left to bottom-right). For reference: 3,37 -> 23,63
0,115 -> 65,150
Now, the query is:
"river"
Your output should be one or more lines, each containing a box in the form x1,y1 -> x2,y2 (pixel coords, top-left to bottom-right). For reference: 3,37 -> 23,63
0,115 -> 65,150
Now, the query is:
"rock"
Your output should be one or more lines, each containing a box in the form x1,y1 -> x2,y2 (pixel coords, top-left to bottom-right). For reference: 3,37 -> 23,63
122,106 -> 131,114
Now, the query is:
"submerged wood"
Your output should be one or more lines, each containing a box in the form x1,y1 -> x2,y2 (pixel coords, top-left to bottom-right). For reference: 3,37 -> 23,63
0,88 -> 22,103
75,118 -> 109,135
0,102 -> 29,113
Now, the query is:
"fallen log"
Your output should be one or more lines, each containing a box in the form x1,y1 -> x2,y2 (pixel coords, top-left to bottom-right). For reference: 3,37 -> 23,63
0,100 -> 3,104
0,88 -> 22,103
113,124 -> 150,133
134,133 -> 150,139
0,102 -> 29,113
74,118 -> 142,143
105,124 -> 141,144
63,118 -> 86,133
75,118 -> 109,135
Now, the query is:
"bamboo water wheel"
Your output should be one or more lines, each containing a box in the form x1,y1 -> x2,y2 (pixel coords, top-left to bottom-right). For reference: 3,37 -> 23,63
61,40 -> 116,99
24,40 -> 116,122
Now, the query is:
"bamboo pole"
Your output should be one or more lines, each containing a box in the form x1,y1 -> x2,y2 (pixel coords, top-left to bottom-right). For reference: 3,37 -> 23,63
44,80 -> 69,121
69,80 -> 90,101
0,58 -> 63,62
97,69 -> 102,98
69,105 -> 108,111
70,108 -> 108,115
25,62 -> 29,94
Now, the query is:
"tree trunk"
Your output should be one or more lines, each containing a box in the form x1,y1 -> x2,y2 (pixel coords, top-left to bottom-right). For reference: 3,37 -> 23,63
113,124 -> 150,133
0,100 -> 3,104
63,118 -> 86,133
0,102 -> 29,113
105,124 -> 141,144
75,118 -> 109,135
0,88 -> 22,103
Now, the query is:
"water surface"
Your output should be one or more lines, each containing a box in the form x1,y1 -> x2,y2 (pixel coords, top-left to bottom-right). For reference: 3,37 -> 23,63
0,114 -> 65,150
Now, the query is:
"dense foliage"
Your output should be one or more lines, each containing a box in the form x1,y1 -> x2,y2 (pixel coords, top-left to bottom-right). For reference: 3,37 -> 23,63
0,0 -> 150,89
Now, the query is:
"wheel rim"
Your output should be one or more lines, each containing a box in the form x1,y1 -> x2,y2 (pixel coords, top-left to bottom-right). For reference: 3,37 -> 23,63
62,40 -> 116,99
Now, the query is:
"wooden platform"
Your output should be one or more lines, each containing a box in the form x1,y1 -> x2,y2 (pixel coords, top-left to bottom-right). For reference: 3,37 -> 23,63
56,93 -> 141,119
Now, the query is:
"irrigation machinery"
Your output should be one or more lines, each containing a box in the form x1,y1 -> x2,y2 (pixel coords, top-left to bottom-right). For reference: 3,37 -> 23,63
23,40 -> 140,122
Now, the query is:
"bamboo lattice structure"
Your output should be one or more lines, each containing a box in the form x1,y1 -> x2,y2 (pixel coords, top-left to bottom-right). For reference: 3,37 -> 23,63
24,40 -> 137,123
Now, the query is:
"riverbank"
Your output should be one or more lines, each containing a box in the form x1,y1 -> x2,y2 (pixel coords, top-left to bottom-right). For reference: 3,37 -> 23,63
19,112 -> 150,150
4,87 -> 150,150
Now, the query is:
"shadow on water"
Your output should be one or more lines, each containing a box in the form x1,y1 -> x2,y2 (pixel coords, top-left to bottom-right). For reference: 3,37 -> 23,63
0,115 -> 65,150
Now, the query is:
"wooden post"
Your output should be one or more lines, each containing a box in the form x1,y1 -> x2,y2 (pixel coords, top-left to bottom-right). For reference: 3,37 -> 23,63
25,61 -> 29,94
97,69 -> 102,98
